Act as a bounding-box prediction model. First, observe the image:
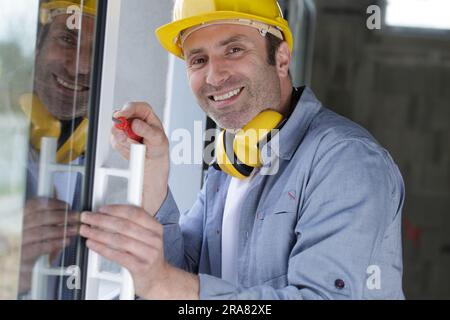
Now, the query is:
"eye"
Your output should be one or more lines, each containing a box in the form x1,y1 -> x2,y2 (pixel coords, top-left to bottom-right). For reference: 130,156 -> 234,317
193,58 -> 205,64
58,34 -> 76,46
190,57 -> 207,67
228,47 -> 243,55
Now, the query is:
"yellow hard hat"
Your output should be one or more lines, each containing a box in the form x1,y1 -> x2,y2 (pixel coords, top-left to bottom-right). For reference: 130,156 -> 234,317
40,0 -> 97,24
155,0 -> 293,59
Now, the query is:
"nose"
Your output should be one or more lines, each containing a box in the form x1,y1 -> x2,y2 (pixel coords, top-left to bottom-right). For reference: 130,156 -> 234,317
205,56 -> 230,87
64,42 -> 92,78
77,45 -> 92,75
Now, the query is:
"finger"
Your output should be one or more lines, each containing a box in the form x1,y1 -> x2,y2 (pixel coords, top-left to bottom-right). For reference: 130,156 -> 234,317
126,137 -> 141,146
24,211 -> 80,230
79,213 -> 158,245
86,239 -> 142,272
111,126 -> 128,144
111,130 -> 131,160
21,239 -> 70,264
25,198 -> 70,213
115,102 -> 163,128
22,226 -> 78,245
80,226 -> 159,262
111,126 -> 153,157
111,112 -> 168,162
22,225 -> 79,245
83,206 -> 162,235
130,118 -> 168,147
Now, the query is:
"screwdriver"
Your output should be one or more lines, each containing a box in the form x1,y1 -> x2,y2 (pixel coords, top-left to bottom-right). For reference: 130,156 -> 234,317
112,116 -> 144,144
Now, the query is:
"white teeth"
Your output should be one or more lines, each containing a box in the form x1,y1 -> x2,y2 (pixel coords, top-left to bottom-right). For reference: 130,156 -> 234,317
55,76 -> 84,91
213,88 -> 242,102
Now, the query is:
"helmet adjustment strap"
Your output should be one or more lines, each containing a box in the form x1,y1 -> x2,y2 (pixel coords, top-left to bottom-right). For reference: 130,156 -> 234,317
178,19 -> 284,48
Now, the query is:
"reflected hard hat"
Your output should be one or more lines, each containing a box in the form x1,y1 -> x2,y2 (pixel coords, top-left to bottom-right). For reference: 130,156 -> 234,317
155,0 -> 293,59
40,0 -> 97,24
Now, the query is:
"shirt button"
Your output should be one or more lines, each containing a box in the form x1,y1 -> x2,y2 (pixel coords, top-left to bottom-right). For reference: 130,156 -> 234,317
216,229 -> 221,235
335,279 -> 345,290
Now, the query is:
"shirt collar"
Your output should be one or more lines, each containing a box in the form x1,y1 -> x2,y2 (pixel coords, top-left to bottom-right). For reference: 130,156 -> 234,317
272,86 -> 322,161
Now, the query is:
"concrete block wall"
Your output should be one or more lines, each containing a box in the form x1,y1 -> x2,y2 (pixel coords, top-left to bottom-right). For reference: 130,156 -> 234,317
310,0 -> 450,299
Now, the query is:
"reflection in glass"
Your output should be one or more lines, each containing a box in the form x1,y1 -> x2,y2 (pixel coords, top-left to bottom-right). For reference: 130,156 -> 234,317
0,0 -> 96,300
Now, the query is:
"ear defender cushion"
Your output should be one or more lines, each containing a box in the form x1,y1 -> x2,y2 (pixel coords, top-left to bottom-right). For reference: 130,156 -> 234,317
20,93 -> 62,150
234,110 -> 284,167
215,110 -> 284,179
19,94 -> 88,164
216,130 -> 252,180
56,119 -> 88,164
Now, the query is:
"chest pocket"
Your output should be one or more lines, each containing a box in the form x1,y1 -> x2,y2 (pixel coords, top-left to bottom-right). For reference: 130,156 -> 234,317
253,191 -> 299,284
266,190 -> 298,214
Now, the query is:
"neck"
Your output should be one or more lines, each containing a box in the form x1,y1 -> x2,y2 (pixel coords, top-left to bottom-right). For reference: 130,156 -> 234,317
277,80 -> 294,117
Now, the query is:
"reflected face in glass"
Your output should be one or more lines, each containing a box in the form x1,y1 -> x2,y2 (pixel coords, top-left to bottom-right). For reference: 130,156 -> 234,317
34,14 -> 95,121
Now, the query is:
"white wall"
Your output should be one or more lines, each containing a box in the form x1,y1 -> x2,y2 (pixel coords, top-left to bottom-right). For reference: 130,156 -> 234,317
165,56 -> 207,213
113,0 -> 172,119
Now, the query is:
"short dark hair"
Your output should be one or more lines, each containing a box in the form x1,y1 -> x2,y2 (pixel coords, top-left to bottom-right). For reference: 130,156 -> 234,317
36,24 -> 51,51
266,32 -> 283,66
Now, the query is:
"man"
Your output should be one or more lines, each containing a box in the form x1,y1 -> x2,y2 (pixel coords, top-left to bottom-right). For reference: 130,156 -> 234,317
18,0 -> 96,299
81,0 -> 405,300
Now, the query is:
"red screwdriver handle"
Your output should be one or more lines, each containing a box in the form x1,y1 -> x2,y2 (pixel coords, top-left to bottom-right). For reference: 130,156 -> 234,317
114,116 -> 144,143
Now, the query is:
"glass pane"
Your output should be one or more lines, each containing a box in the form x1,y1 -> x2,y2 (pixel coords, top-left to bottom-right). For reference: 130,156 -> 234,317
0,0 -> 98,300
0,0 -> 40,300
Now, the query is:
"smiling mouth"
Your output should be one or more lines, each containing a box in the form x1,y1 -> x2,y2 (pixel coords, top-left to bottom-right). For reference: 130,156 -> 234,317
53,74 -> 89,92
208,87 -> 244,102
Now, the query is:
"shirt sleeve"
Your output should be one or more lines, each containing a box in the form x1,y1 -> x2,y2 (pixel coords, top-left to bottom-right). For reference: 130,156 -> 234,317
197,138 -> 405,300
155,179 -> 207,273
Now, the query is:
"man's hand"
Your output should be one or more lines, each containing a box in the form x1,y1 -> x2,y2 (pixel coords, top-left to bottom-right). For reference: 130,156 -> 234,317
19,198 -> 79,293
111,102 -> 170,217
80,205 -> 199,300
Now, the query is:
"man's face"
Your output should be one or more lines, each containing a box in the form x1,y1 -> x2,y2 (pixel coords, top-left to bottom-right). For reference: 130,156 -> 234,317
183,25 -> 282,130
34,14 -> 95,121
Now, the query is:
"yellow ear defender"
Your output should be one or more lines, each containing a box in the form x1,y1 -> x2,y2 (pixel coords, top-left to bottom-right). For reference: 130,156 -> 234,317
213,110 -> 285,180
19,93 -> 88,164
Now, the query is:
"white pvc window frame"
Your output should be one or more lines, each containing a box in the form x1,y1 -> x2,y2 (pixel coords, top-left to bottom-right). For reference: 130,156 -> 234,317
81,0 -> 145,301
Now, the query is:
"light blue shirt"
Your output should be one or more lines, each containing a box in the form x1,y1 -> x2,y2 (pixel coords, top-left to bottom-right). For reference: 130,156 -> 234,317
156,87 -> 405,300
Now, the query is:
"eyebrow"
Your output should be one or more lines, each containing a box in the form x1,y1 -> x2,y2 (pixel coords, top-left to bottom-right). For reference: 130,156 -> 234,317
64,29 -> 79,37
53,25 -> 80,37
217,34 -> 249,47
185,34 -> 250,59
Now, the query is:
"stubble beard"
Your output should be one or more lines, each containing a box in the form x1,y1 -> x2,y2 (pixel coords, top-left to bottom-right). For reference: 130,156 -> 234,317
199,70 -> 281,130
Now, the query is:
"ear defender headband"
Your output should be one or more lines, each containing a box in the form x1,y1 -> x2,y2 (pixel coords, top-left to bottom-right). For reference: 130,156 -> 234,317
213,110 -> 285,180
19,94 -> 88,164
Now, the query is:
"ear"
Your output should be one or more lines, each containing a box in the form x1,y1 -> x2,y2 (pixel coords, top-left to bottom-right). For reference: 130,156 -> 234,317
276,41 -> 291,78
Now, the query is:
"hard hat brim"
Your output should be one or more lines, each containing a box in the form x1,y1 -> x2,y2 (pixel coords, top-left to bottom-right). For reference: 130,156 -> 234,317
41,1 -> 96,16
155,11 -> 293,59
